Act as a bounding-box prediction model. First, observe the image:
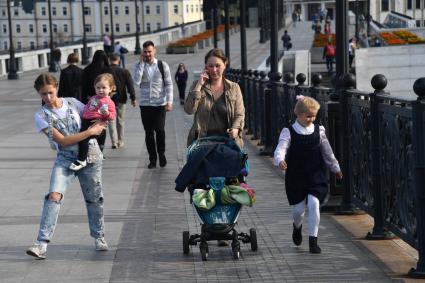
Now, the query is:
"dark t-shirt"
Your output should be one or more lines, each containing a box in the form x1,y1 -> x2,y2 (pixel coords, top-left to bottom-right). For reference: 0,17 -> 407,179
206,94 -> 228,137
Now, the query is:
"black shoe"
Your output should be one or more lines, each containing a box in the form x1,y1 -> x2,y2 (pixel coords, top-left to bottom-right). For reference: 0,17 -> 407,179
159,155 -> 167,167
292,223 -> 302,246
148,161 -> 156,169
309,236 -> 321,254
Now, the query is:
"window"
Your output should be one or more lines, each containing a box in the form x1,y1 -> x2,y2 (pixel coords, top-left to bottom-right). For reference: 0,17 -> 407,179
14,9 -> 18,16
175,22 -> 179,26
41,7 -> 46,16
114,6 -> 119,15
146,23 -> 151,32
29,24 -> 34,33
4,42 -> 8,50
196,5 -> 198,12
186,5 -> 189,13
105,24 -> 110,32
2,9 -> 5,16
381,0 -> 389,11
85,24 -> 92,33
84,7 -> 91,16
63,7 -> 67,15
17,41 -> 22,50
407,0 -> 412,9
174,5 -> 178,14
156,5 -> 160,14
416,0 -> 421,9
115,23 -> 120,32
125,6 -> 129,15
53,24 -> 57,33
52,7 -> 56,16
3,25 -> 7,34
30,41 -> 35,50
104,6 -> 108,15
156,22 -> 161,30
146,5 -> 150,14
42,24 -> 47,33
63,24 -> 68,33
191,5 -> 194,13
416,20 -> 421,26
137,23 -> 140,31
43,41 -> 48,48
126,23 -> 130,32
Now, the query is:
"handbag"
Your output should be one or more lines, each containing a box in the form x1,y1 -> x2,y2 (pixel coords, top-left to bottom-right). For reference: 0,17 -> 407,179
120,46 -> 129,54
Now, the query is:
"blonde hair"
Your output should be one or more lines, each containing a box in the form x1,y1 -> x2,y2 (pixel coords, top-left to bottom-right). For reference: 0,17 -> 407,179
94,73 -> 116,97
294,96 -> 320,115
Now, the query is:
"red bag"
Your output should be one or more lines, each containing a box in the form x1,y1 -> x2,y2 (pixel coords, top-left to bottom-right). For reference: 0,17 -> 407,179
326,45 -> 335,57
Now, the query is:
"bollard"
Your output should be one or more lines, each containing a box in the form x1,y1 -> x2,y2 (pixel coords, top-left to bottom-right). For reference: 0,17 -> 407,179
251,70 -> 261,141
245,70 -> 253,135
269,72 -> 283,154
258,71 -> 268,147
408,78 -> 425,278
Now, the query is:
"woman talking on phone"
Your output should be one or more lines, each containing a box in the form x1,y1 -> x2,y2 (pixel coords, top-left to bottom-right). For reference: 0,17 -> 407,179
184,48 -> 245,149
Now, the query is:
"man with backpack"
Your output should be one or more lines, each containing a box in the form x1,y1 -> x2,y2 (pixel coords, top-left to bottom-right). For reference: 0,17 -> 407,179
132,41 -> 173,169
323,38 -> 336,73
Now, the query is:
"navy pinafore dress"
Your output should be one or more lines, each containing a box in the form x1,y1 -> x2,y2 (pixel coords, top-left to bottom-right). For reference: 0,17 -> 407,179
285,124 -> 328,205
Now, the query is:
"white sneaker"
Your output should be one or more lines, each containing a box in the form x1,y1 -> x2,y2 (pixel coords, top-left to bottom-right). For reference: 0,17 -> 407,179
69,160 -> 87,171
95,237 -> 109,251
26,242 -> 47,259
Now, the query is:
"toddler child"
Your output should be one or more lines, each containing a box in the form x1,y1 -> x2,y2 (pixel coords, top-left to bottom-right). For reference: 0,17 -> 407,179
274,95 -> 343,254
69,73 -> 116,171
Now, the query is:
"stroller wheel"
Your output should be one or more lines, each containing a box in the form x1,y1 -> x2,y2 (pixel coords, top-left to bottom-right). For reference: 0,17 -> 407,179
183,231 -> 190,254
249,228 -> 258,251
200,242 -> 208,261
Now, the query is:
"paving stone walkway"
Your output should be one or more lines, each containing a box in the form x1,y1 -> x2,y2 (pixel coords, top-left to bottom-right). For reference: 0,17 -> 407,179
0,26 -> 404,282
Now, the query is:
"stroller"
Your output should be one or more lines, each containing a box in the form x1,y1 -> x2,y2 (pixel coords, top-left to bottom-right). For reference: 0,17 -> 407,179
175,136 -> 258,260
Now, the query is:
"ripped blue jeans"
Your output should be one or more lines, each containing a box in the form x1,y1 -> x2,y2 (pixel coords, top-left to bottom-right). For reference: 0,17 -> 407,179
37,151 -> 105,242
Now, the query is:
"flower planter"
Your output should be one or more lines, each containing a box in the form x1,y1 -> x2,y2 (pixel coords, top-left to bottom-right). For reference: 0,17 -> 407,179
166,46 -> 195,54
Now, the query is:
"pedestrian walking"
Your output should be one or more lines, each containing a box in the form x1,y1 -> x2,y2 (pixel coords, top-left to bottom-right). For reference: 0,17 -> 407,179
108,53 -> 136,149
323,38 -> 336,73
26,73 -> 108,259
349,37 -> 358,69
281,30 -> 292,51
324,20 -> 331,34
292,11 -> 298,27
114,41 -> 128,68
58,53 -> 83,101
51,47 -> 62,72
81,50 -> 112,104
185,48 -> 245,149
69,74 -> 116,171
274,95 -> 343,254
103,34 -> 112,54
175,63 -> 188,105
133,40 -> 173,169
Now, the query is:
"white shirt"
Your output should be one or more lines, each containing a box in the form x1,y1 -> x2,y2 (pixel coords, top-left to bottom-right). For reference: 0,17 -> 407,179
273,121 -> 341,173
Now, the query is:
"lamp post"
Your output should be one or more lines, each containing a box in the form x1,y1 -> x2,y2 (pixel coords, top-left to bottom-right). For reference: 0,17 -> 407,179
81,0 -> 89,65
224,0 -> 230,66
6,0 -> 18,79
213,0 -> 218,48
109,0 -> 114,46
269,0 -> 278,73
240,0 -> 247,72
141,0 -> 145,34
47,0 -> 56,72
134,0 -> 141,54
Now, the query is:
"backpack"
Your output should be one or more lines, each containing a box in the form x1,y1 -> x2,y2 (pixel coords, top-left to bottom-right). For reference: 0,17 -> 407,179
326,45 -> 335,57
140,60 -> 165,88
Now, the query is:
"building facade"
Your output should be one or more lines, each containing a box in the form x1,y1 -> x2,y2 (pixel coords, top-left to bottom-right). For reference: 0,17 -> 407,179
0,0 -> 203,51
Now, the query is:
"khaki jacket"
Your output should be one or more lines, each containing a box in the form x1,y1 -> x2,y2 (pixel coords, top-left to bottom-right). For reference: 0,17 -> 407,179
184,78 -> 245,148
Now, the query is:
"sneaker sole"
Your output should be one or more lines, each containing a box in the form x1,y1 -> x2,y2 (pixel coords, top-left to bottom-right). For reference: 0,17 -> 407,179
96,247 -> 109,251
26,250 -> 46,259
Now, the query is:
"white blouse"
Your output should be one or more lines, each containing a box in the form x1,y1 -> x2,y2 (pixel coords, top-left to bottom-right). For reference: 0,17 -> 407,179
273,121 -> 341,173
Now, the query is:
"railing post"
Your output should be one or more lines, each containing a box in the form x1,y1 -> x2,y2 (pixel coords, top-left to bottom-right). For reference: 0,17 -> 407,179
246,69 -> 254,135
252,70 -> 261,141
269,72 -> 283,154
259,71 -> 268,147
261,84 -> 273,155
408,78 -> 425,278
338,73 -> 359,214
283,72 -> 294,128
366,74 -> 394,240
